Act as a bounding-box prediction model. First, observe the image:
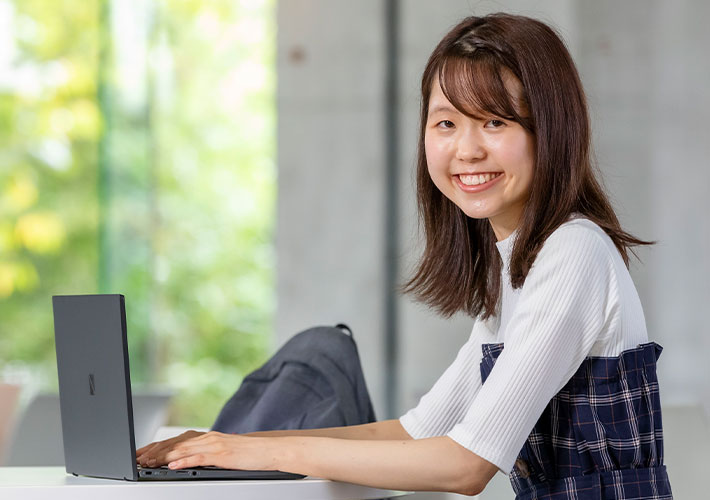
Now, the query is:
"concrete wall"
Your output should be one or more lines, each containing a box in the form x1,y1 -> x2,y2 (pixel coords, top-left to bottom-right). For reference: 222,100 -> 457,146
572,0 -> 710,413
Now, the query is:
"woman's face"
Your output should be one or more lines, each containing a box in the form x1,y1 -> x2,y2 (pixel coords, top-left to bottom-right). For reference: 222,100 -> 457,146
424,74 -> 535,241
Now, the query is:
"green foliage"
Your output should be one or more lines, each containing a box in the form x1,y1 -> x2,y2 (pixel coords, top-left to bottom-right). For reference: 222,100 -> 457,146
0,0 -> 276,426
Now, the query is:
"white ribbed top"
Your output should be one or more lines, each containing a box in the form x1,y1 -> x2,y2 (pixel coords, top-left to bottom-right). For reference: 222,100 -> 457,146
399,215 -> 649,474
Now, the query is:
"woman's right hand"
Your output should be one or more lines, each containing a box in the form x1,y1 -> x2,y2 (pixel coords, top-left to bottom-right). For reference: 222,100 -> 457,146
136,430 -> 206,467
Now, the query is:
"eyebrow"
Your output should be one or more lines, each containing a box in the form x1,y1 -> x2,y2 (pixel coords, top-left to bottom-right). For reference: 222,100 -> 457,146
428,104 -> 457,116
428,104 -> 490,122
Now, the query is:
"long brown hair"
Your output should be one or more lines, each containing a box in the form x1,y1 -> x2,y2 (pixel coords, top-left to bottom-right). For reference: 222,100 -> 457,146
402,13 -> 655,320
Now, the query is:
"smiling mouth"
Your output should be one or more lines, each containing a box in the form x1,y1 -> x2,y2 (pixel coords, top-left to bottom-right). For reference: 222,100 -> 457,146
457,172 -> 502,186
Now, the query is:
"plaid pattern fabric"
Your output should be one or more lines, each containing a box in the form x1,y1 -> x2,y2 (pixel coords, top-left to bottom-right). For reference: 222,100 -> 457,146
480,342 -> 673,499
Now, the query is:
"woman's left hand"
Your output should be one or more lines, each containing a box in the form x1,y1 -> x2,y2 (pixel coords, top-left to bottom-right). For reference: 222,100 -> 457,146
150,431 -> 283,471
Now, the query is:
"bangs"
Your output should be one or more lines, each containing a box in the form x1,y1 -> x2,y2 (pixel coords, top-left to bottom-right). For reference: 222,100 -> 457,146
438,54 -> 528,123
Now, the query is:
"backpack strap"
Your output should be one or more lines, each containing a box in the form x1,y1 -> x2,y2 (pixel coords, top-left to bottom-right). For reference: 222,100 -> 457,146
335,323 -> 353,339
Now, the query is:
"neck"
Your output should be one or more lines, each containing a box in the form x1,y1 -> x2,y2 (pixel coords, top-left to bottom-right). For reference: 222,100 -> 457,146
488,211 -> 522,242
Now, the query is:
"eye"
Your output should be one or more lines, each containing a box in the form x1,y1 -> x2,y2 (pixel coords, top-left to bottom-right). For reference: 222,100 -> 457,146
437,120 -> 455,129
486,119 -> 506,128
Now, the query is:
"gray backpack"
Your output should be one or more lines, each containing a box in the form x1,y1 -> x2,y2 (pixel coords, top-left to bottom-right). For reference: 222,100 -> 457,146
212,324 -> 376,433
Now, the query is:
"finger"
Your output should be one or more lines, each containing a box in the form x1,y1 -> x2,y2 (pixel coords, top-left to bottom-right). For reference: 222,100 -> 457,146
163,441 -> 210,465
147,435 -> 208,466
140,431 -> 214,467
137,442 -> 164,464
162,435 -> 228,466
138,432 -> 196,464
137,441 -> 166,461
168,453 -> 211,470
137,439 -> 165,456
139,441 -> 182,466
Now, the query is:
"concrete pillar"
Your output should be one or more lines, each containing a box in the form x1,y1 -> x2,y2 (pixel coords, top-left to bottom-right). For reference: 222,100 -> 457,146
276,0 -> 388,414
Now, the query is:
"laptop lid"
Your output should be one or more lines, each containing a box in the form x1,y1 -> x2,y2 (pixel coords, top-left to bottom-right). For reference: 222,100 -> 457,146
52,294 -> 139,480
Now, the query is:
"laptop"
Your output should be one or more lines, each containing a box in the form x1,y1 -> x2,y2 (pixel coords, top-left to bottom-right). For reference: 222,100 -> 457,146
51,294 -> 305,481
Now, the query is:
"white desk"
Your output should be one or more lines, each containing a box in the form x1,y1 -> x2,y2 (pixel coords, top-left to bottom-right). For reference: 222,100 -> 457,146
0,467 -> 411,500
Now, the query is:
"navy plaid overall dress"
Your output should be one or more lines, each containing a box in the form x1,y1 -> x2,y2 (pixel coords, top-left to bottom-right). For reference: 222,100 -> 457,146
480,342 -> 673,499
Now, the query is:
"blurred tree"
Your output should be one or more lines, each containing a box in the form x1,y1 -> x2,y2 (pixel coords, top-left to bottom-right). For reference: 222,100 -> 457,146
0,0 -> 276,426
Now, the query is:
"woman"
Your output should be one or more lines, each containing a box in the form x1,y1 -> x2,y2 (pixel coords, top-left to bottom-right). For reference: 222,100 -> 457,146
137,13 -> 672,498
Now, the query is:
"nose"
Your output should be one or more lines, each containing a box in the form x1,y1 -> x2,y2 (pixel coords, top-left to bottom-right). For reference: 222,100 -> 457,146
455,130 -> 486,162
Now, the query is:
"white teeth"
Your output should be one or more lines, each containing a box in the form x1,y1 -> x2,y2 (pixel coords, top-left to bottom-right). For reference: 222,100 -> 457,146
458,173 -> 500,186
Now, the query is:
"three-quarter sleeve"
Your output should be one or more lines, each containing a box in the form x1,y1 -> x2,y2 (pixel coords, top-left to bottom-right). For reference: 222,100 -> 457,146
399,318 -> 496,439
446,223 -> 619,473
